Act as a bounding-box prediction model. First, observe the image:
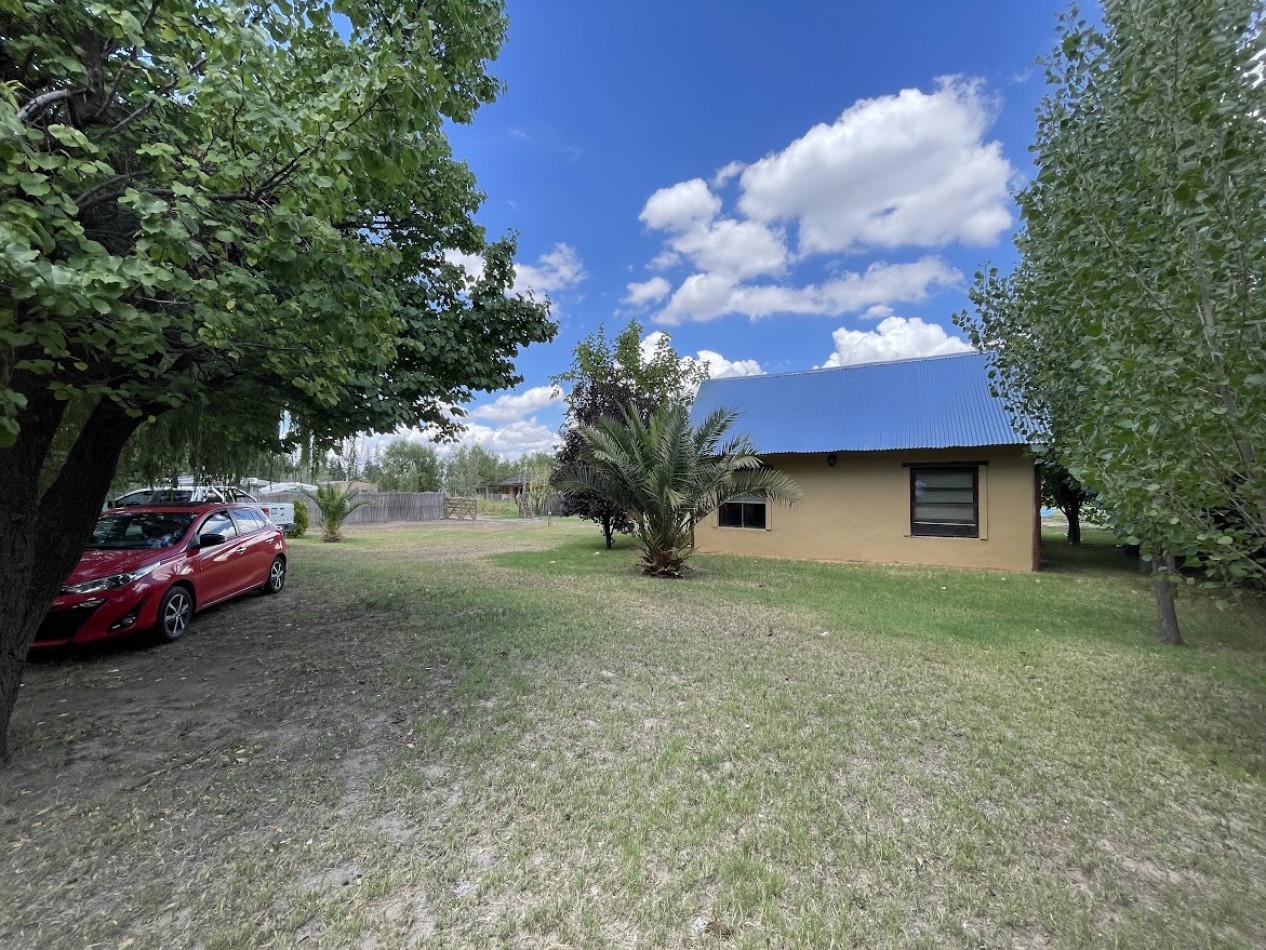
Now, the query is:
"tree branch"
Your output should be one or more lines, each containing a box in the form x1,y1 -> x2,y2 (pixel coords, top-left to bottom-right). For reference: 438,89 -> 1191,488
17,88 -> 79,123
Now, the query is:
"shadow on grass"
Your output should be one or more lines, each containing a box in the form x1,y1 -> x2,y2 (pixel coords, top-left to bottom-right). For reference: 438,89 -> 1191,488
1041,525 -> 1141,576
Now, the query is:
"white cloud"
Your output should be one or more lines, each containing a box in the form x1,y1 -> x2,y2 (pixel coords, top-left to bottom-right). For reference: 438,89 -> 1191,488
446,419 -> 560,458
511,243 -> 585,296
695,349 -> 764,378
820,316 -> 974,367
640,331 -> 764,382
648,249 -> 683,272
639,179 -> 721,232
712,160 -> 745,187
739,77 -> 1013,254
467,386 -> 560,424
668,218 -> 787,280
633,78 -> 1010,327
624,276 -> 672,306
445,242 -> 585,299
655,256 -> 960,325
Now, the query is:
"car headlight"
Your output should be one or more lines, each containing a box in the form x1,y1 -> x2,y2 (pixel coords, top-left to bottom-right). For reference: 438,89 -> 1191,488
61,562 -> 161,596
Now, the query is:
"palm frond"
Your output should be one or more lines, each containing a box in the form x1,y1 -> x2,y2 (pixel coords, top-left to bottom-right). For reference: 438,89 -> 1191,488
567,401 -> 802,576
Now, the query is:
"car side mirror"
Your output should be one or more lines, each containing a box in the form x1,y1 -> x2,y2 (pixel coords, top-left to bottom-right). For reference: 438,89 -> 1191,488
198,532 -> 227,548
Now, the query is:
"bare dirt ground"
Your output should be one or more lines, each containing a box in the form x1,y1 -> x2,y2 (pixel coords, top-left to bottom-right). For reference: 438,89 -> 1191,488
0,520 -> 548,950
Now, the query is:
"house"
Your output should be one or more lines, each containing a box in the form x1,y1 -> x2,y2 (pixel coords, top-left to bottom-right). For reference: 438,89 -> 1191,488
487,474 -> 527,499
689,352 -> 1038,572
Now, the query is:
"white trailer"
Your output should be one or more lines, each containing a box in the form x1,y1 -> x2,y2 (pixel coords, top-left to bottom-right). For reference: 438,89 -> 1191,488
257,502 -> 296,533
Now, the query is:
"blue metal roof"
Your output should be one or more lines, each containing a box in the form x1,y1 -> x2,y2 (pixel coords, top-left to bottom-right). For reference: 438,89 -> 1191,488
689,352 -> 1026,453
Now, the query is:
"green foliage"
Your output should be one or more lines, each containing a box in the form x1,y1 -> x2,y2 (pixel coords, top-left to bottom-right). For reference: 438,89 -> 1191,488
1,0 -> 554,455
291,496 -> 309,538
520,455 -> 555,518
304,483 -> 369,543
0,0 -> 556,754
558,402 -> 803,577
551,321 -> 708,547
1041,461 -> 1090,545
956,0 -> 1266,603
375,439 -> 441,493
444,443 -> 503,496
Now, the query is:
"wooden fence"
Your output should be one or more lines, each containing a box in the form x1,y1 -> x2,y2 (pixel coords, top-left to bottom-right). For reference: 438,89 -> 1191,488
260,491 -> 445,525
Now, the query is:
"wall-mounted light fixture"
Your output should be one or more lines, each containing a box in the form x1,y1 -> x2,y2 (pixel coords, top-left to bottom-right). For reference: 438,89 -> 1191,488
826,453 -> 837,467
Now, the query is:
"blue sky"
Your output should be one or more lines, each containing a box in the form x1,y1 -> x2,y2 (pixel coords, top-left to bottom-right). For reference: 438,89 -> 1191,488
422,0 -> 1071,458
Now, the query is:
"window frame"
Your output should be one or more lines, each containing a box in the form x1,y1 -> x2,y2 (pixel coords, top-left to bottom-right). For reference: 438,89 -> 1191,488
909,465 -> 980,539
199,509 -> 238,540
717,494 -> 768,530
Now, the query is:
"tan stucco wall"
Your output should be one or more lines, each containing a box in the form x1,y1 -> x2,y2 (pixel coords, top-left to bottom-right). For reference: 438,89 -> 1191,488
695,446 -> 1038,571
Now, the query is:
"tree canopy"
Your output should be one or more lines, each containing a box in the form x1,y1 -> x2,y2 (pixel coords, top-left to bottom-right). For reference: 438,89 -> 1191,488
374,439 -> 442,493
551,321 -> 707,548
0,0 -> 553,757
956,0 -> 1266,642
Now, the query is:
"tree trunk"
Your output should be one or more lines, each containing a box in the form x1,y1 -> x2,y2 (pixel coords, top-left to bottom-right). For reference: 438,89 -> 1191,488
601,515 -> 614,549
1153,550 -> 1183,646
0,390 -> 143,762
1063,503 -> 1082,545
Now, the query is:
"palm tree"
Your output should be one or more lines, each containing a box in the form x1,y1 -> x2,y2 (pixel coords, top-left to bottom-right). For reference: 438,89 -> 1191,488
558,402 -> 803,577
303,483 -> 370,542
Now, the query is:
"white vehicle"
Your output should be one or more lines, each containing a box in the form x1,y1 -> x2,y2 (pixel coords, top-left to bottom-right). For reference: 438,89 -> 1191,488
256,502 -> 296,533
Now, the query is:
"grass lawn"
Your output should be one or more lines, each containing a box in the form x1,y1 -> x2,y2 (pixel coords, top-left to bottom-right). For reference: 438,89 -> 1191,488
3,519 -> 1264,948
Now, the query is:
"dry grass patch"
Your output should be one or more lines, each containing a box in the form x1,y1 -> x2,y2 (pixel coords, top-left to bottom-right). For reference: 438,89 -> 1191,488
2,520 -> 1264,948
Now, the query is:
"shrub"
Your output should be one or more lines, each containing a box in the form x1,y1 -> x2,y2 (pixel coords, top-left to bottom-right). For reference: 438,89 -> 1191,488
303,483 -> 370,542
291,498 -> 309,538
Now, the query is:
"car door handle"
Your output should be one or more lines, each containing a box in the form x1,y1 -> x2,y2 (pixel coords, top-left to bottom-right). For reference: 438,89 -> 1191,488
233,545 -> 246,553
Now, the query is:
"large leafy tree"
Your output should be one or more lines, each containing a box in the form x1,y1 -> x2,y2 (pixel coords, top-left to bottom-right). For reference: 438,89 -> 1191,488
442,442 -> 503,496
559,402 -> 803,578
956,0 -> 1266,644
375,439 -> 441,493
0,0 -> 554,757
551,321 -> 707,548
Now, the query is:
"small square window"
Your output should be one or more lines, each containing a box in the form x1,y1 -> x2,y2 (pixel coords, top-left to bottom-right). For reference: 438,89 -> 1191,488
719,496 -> 766,529
911,467 -> 978,538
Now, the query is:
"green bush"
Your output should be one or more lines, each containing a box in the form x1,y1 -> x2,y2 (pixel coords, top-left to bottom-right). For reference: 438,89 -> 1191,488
304,483 -> 370,542
291,498 -> 309,538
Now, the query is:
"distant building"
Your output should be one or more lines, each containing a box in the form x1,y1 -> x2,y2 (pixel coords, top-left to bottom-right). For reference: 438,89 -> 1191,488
688,352 -> 1038,571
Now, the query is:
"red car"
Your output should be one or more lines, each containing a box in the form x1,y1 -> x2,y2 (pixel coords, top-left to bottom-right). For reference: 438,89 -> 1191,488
32,503 -> 287,648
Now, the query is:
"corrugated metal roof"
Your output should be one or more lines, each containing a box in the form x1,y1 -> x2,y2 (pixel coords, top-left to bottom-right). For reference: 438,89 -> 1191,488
689,352 -> 1026,453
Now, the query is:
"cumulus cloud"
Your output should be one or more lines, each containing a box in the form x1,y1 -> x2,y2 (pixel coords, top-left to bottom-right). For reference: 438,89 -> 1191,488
466,386 -> 561,424
712,161 -> 745,187
655,257 -> 960,325
445,242 -> 585,299
631,78 -> 1011,326
668,218 -> 787,281
695,349 -> 764,378
739,77 -> 1013,254
624,276 -> 672,306
820,316 -> 974,367
640,331 -> 764,381
446,419 -> 560,458
511,243 -> 586,296
639,179 -> 721,232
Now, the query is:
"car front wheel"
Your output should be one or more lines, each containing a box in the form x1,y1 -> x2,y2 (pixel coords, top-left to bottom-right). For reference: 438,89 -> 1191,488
157,586 -> 193,643
261,556 -> 286,595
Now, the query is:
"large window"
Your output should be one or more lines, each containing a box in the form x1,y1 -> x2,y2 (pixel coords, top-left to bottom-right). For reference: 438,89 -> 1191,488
910,467 -> 978,538
718,494 -> 767,529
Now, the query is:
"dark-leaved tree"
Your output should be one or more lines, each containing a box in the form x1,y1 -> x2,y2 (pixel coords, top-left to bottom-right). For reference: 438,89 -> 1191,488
551,321 -> 707,548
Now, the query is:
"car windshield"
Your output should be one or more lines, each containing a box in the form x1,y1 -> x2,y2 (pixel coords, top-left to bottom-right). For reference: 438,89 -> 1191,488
87,513 -> 197,550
